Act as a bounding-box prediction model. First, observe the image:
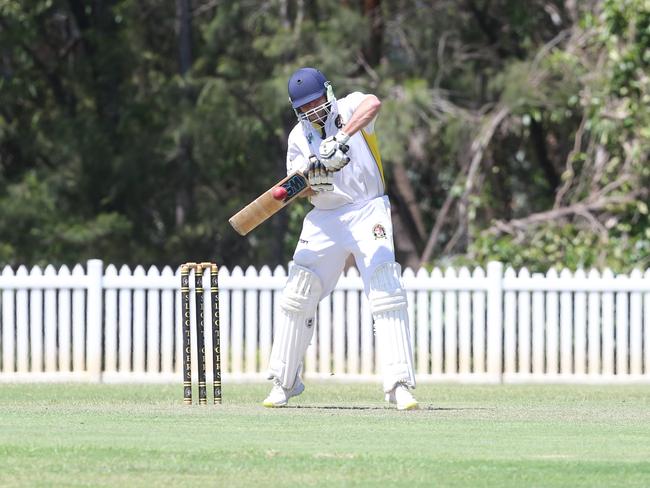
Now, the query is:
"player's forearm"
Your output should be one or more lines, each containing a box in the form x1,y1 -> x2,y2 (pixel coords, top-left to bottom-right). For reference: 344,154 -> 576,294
341,95 -> 381,136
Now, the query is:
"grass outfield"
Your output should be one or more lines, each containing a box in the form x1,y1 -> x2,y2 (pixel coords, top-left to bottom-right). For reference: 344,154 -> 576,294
1,383 -> 649,487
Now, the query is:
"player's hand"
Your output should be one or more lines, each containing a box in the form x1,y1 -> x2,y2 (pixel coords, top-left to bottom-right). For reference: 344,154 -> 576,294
319,130 -> 350,171
319,130 -> 350,159
307,156 -> 334,192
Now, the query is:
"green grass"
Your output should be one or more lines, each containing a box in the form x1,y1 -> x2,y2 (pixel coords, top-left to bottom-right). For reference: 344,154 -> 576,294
1,382 -> 649,487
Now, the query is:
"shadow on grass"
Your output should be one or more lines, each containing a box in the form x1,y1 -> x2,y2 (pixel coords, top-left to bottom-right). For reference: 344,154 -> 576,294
284,405 -> 494,411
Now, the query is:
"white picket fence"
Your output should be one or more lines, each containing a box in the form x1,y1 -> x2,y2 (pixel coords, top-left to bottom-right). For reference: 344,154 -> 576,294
0,259 -> 649,384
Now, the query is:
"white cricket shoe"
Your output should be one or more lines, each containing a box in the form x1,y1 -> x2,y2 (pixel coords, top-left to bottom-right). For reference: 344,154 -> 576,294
385,384 -> 419,411
262,379 -> 305,407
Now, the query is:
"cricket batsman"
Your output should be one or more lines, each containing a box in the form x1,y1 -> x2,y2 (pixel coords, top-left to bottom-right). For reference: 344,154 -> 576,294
263,67 -> 418,410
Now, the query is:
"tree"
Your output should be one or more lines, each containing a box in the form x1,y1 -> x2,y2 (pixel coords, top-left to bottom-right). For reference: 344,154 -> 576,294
1,0 -> 647,272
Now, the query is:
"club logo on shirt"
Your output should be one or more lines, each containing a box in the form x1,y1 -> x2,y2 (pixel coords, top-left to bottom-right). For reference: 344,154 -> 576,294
335,115 -> 343,129
372,223 -> 387,240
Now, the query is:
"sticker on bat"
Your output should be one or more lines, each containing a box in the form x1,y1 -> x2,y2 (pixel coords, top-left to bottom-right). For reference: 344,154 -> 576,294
281,173 -> 309,201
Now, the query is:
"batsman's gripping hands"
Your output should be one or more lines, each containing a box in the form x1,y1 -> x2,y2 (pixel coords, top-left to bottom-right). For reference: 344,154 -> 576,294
306,155 -> 334,192
319,130 -> 350,171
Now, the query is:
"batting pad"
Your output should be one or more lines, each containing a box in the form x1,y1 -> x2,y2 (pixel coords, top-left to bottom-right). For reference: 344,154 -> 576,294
267,264 -> 322,389
369,262 -> 416,392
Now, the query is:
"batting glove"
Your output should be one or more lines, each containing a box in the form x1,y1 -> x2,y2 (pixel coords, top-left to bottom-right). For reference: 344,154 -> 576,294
307,156 -> 334,192
319,130 -> 350,172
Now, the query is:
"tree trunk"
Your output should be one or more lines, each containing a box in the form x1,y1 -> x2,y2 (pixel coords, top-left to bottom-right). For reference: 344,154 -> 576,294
175,0 -> 193,228
390,203 -> 421,269
529,117 -> 560,191
388,160 -> 426,267
177,0 -> 192,75
361,0 -> 383,66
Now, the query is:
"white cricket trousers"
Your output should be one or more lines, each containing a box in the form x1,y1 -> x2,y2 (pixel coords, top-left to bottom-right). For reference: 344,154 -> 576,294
293,195 -> 396,297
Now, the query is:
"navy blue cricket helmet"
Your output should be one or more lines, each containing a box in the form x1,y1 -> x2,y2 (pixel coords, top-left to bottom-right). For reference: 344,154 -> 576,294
288,67 -> 329,109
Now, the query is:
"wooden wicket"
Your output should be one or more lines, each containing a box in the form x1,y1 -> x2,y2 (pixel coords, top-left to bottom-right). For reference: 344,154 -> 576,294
180,262 -> 221,405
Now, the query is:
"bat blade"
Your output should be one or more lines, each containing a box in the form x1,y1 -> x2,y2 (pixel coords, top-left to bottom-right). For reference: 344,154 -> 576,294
229,171 -> 309,236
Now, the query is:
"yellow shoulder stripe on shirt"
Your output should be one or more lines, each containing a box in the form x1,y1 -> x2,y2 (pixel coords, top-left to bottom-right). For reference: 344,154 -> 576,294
360,129 -> 385,187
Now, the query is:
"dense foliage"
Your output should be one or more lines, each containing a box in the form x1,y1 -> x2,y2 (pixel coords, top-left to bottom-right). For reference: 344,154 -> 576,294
1,0 -> 648,271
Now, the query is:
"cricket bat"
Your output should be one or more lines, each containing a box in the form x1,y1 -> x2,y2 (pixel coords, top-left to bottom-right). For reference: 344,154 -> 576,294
229,170 -> 310,236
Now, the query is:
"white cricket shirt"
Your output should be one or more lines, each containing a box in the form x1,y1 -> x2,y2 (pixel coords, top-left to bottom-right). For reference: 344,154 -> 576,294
286,92 -> 385,210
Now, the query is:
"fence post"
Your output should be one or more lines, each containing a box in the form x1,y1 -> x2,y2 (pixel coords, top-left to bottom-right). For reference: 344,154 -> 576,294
86,259 -> 104,381
486,261 -> 503,381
